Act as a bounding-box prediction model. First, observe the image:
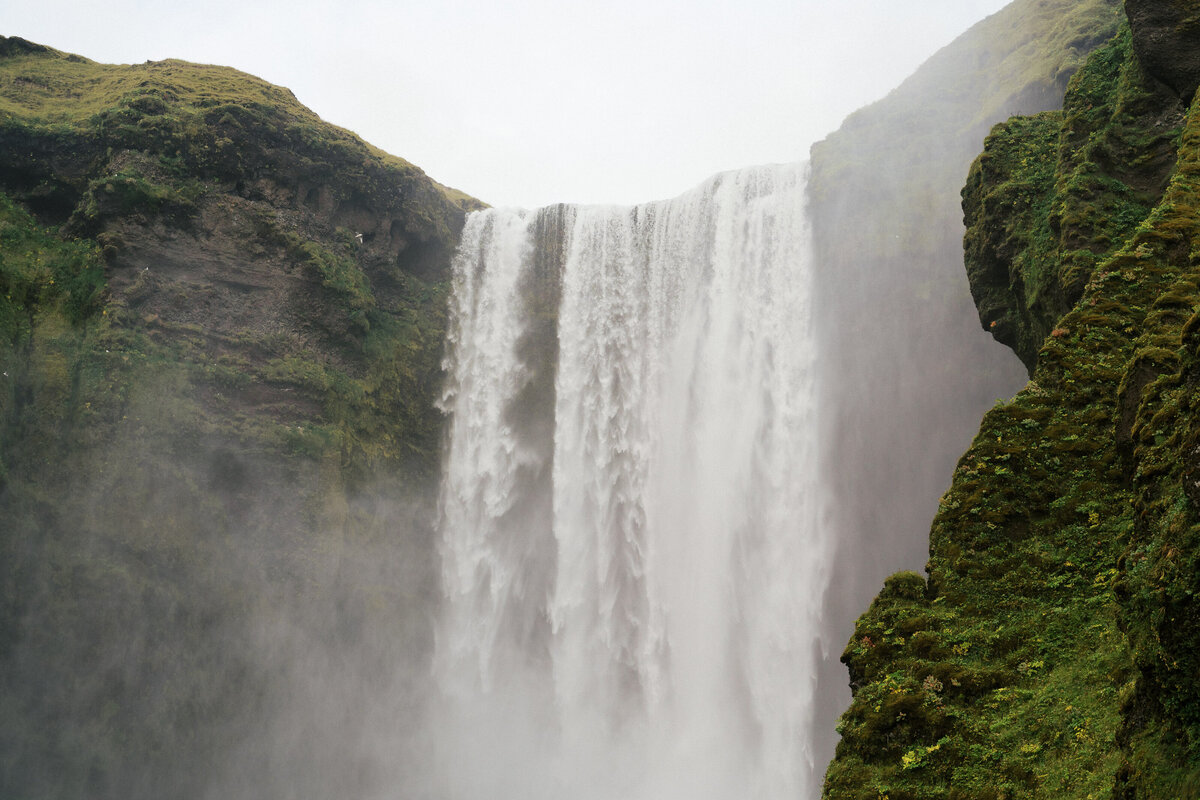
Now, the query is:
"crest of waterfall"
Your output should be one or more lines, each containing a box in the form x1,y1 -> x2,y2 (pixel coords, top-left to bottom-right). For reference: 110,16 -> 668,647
435,162 -> 827,800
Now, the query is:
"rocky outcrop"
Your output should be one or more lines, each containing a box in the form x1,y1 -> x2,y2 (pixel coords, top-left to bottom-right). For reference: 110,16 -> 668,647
962,25 -> 1183,371
824,4 -> 1200,797
1125,0 -> 1200,100
806,0 -> 1119,780
0,40 -> 480,798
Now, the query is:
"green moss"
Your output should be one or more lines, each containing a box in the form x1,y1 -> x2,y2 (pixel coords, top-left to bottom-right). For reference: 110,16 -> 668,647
0,38 -> 465,795
0,191 -> 104,338
963,26 -> 1182,371
0,49 -> 422,178
826,20 -> 1200,800
1104,113 -> 1200,792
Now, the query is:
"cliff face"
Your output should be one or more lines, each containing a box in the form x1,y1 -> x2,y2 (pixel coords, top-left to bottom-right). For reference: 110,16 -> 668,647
806,0 -> 1120,773
825,4 -> 1200,797
962,26 -> 1181,371
0,38 -> 478,798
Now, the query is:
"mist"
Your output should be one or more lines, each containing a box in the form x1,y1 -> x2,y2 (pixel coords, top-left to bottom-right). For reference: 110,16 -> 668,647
425,0 -> 1114,795
432,166 -> 823,799
0,414 -> 442,798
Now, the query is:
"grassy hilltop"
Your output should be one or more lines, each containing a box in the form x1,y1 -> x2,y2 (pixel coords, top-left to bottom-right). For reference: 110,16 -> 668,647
0,37 -> 478,798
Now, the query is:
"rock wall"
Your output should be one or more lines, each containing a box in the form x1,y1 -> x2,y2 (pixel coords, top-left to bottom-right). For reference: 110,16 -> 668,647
0,38 -> 477,798
824,4 -> 1200,796
805,0 -> 1120,775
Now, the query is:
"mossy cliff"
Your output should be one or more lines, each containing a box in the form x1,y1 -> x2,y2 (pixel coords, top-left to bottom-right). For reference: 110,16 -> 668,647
0,37 -> 479,798
824,5 -> 1200,798
806,0 -> 1120,770
962,24 -> 1181,372
808,0 -> 1124,608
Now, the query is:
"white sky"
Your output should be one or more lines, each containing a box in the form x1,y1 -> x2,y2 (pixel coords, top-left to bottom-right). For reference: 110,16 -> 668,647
6,0 -> 1011,208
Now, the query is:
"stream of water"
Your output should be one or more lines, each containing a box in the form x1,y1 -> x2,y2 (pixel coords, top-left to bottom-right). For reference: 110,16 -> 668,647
434,162 -> 828,799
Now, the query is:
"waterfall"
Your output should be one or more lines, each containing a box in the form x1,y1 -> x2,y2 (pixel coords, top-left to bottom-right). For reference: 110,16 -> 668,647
434,162 -> 827,799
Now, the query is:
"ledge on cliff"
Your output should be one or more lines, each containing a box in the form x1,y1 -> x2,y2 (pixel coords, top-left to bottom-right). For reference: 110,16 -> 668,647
963,26 -> 1183,372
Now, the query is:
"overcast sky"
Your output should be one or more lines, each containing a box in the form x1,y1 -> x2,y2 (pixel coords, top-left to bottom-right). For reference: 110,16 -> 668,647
6,0 -> 1011,208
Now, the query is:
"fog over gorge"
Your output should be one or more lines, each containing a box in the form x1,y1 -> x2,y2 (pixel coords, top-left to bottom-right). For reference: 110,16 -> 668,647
10,0 -> 1197,798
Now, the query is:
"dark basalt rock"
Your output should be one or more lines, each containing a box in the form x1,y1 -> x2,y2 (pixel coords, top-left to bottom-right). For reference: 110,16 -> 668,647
1125,0 -> 1200,99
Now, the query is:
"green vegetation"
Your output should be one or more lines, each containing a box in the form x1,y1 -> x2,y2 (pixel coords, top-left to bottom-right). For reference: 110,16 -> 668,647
1108,107 -> 1200,798
0,36 -> 472,798
824,19 -> 1200,800
0,38 -> 477,214
0,34 -> 473,482
805,7 -> 1122,780
963,26 -> 1182,369
0,192 -> 104,333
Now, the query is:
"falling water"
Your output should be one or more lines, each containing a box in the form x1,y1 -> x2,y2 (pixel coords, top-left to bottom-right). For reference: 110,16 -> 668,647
434,162 -> 828,799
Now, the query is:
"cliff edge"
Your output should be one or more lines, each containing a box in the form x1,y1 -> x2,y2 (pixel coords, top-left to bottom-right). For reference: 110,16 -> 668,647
825,4 -> 1200,797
